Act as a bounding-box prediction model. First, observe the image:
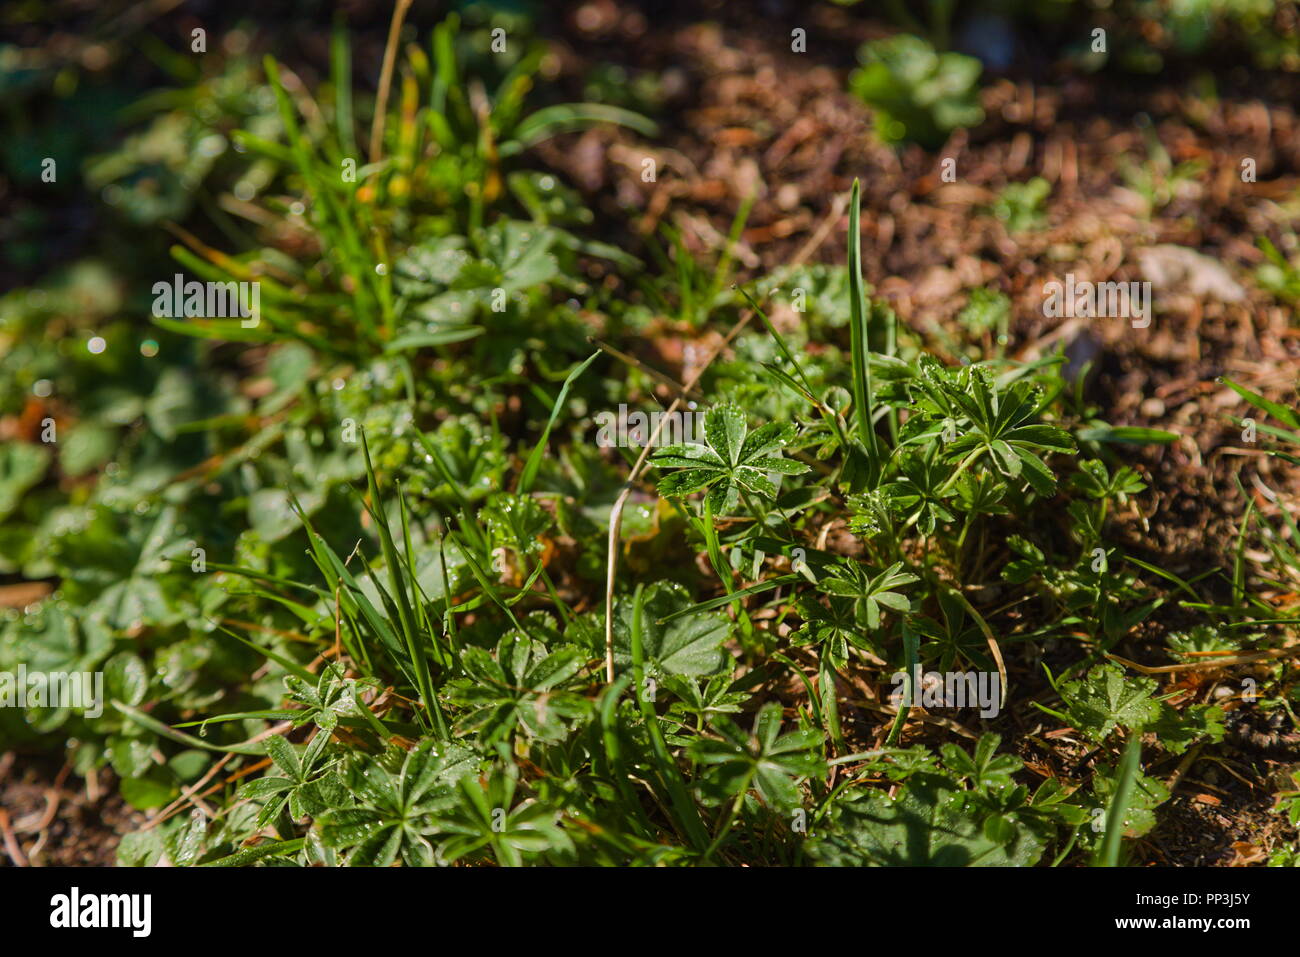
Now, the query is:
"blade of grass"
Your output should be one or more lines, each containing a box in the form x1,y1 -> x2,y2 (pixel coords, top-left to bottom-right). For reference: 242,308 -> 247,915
596,673 -> 656,836
518,350 -> 599,494
359,432 -> 442,736
848,179 -> 881,483
885,620 -> 919,745
1219,377 -> 1300,429
1094,734 -> 1142,867
113,702 -> 269,756
331,18 -> 357,158
706,192 -> 754,305
656,575 -> 800,622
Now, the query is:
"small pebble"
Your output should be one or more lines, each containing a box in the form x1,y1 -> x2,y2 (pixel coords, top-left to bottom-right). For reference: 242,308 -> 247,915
1140,397 -> 1166,418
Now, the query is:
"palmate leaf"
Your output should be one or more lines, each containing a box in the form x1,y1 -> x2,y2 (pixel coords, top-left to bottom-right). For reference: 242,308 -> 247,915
64,504 -> 188,630
807,772 -> 1050,866
705,404 -> 747,463
436,766 -> 573,867
1150,703 -> 1225,756
909,360 -> 1074,496
911,591 -> 992,673
448,633 -> 587,744
613,581 -> 730,677
1090,750 -> 1171,847
939,734 -> 1021,793
238,731 -> 341,827
791,593 -> 878,670
651,403 -> 807,513
282,664 -> 368,733
663,674 -> 749,724
818,560 -> 918,631
481,492 -> 554,558
389,220 -> 568,353
689,703 -> 825,811
850,35 -> 984,149
1070,458 -> 1147,504
1051,664 -> 1162,743
874,452 -> 956,535
316,741 -> 477,867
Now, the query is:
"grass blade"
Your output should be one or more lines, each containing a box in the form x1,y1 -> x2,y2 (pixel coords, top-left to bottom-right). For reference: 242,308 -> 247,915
518,350 -> 599,494
1094,734 -> 1142,867
847,179 -> 881,482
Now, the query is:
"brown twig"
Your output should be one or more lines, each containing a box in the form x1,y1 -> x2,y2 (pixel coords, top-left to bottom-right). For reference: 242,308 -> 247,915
31,762 -> 71,834
146,720 -> 292,830
791,192 -> 848,267
587,336 -> 705,401
369,0 -> 414,164
0,809 -> 27,866
1107,646 -> 1297,675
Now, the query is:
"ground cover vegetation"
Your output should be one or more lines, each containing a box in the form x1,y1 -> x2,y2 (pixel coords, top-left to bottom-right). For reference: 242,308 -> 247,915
2,0 -> 1300,867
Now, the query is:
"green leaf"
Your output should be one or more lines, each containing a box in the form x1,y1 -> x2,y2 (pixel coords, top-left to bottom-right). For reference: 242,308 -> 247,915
1077,425 -> 1179,445
518,351 -> 599,494
613,581 -> 730,676
510,103 -> 658,150
1219,377 -> 1300,429
1055,664 -> 1162,743
808,773 -> 1048,866
120,775 -> 176,811
104,652 -> 149,707
0,442 -> 50,522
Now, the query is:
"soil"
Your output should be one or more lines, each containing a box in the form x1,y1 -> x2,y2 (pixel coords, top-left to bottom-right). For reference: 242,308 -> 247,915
0,753 -> 142,866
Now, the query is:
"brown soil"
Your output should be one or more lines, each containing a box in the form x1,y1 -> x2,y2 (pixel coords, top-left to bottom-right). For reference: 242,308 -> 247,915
0,753 -> 142,867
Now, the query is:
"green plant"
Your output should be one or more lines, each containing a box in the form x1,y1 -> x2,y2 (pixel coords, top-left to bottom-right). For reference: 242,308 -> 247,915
1221,377 -> 1300,589
849,34 -> 984,149
651,403 -> 808,515
1256,237 -> 1300,305
1120,118 -> 1206,217
989,177 -> 1051,233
